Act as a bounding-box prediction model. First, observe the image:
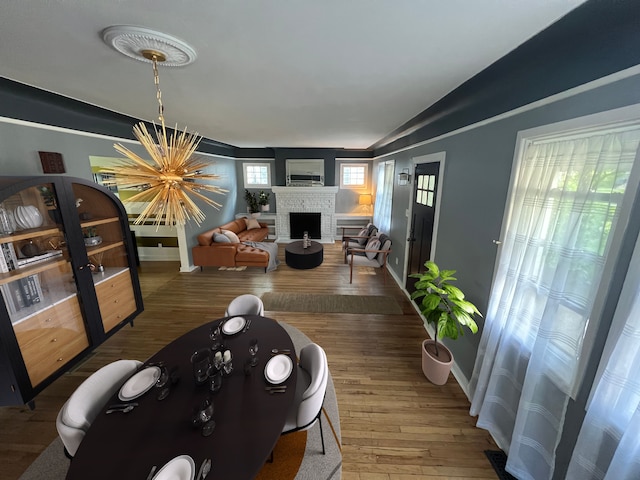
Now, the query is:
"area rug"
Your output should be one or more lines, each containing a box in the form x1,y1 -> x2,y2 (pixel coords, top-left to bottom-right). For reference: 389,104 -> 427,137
19,322 -> 341,480
262,292 -> 402,315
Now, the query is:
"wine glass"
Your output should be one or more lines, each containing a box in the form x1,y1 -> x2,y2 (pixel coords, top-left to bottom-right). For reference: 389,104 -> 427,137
249,338 -> 259,367
209,324 -> 222,351
155,365 -> 170,400
192,396 -> 216,437
209,371 -> 222,393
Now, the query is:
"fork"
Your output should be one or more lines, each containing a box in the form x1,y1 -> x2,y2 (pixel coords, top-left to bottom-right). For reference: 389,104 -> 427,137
242,318 -> 252,332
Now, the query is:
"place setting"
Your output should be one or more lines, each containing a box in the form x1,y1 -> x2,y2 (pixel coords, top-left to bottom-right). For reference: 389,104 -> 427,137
145,454 -> 211,480
264,351 -> 293,394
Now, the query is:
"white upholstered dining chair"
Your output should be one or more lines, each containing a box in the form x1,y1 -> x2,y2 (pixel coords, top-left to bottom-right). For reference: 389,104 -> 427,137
281,342 -> 329,454
225,294 -> 265,317
56,359 -> 141,457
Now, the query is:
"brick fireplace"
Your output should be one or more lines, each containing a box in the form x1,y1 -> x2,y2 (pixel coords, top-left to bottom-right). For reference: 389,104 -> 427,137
271,186 -> 339,243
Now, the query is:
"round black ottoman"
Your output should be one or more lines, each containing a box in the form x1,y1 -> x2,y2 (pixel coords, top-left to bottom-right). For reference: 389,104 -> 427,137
284,240 -> 323,269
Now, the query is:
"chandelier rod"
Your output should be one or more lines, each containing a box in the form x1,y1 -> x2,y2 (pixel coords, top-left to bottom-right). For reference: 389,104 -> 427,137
141,49 -> 167,130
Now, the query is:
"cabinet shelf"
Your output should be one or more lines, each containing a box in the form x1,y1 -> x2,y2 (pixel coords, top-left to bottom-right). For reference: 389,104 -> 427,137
0,258 -> 68,286
10,287 -> 78,326
85,240 -> 124,257
0,226 -> 62,245
80,216 -> 119,228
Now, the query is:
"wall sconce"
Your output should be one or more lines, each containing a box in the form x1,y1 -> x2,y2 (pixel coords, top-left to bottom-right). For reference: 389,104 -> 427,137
398,168 -> 411,186
358,193 -> 373,213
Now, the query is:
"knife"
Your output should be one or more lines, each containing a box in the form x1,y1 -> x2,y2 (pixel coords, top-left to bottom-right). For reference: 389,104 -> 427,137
145,465 -> 157,480
107,402 -> 138,409
195,458 -> 207,480
202,458 -> 212,478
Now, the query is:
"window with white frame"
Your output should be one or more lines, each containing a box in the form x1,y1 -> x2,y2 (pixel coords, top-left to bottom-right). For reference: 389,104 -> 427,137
243,163 -> 271,189
340,163 -> 368,189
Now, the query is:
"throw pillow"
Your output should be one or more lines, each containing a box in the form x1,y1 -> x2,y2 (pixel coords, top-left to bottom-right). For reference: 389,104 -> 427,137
244,217 -> 261,230
213,232 -> 231,243
222,229 -> 240,244
365,237 -> 381,260
356,227 -> 369,245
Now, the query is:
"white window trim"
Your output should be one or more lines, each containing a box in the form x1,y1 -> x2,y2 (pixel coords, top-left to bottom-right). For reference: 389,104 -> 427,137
242,162 -> 271,189
340,163 -> 369,190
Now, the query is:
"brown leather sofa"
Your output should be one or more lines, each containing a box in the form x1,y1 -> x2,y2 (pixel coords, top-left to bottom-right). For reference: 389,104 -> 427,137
192,218 -> 270,269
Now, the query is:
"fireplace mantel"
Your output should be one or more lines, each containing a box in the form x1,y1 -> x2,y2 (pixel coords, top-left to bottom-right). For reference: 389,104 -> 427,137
272,186 -> 339,243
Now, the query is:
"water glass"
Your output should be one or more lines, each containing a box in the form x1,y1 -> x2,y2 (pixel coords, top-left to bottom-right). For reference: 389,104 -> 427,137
191,349 -> 212,385
209,371 -> 222,393
192,396 -> 216,437
209,324 -> 222,351
249,338 -> 259,367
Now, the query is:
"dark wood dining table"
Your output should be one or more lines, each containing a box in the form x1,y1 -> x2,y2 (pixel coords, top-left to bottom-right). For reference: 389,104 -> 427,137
66,315 -> 297,480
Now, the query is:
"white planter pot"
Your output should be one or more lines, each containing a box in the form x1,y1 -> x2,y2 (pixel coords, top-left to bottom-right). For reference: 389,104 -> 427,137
421,339 -> 453,385
260,204 -> 270,212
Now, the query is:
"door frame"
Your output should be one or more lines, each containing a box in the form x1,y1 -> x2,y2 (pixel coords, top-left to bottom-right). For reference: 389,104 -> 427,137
402,151 -> 446,286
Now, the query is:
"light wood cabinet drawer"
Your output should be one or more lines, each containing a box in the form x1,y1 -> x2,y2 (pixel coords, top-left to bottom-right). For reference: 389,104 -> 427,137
95,271 -> 136,332
13,297 -> 89,386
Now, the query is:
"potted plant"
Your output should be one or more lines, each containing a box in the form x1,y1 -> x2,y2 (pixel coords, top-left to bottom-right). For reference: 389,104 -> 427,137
82,226 -> 102,246
410,261 -> 482,385
258,190 -> 271,212
244,190 -> 259,214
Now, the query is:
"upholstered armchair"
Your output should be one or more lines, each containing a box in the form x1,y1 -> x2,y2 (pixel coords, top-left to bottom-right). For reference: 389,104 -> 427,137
345,233 -> 392,283
341,223 -> 378,261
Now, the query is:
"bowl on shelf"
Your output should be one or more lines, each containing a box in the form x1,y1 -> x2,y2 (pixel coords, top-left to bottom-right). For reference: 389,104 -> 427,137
84,236 -> 102,247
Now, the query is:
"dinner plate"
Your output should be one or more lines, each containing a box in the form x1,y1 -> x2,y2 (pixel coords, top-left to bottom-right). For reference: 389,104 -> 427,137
264,354 -> 294,384
152,455 -> 195,480
118,366 -> 161,401
222,316 -> 246,335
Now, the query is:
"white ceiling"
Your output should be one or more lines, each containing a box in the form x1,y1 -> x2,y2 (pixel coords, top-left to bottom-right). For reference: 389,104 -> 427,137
0,0 -> 588,149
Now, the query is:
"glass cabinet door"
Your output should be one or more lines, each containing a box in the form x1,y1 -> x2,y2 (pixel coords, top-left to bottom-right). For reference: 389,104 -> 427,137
71,183 -> 137,333
0,182 -> 89,387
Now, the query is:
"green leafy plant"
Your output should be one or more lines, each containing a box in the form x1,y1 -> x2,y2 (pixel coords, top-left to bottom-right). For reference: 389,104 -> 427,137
82,226 -> 98,238
258,190 -> 271,206
244,189 -> 259,213
410,261 -> 482,356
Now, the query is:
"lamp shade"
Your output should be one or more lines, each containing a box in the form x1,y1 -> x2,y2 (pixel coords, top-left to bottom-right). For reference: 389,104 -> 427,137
358,194 -> 372,206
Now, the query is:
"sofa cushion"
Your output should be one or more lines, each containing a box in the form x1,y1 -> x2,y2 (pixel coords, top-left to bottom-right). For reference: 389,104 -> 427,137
244,217 -> 261,230
365,236 -> 381,260
356,227 -> 369,245
222,230 -> 240,243
213,232 -> 231,243
236,244 -> 270,263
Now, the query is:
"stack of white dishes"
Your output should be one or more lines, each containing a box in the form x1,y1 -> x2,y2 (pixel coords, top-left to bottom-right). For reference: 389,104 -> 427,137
264,355 -> 293,384
13,205 -> 43,230
118,366 -> 161,401
153,455 -> 196,480
221,316 -> 246,335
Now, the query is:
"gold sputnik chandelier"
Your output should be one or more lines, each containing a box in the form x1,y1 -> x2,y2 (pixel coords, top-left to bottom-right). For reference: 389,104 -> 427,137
101,27 -> 226,226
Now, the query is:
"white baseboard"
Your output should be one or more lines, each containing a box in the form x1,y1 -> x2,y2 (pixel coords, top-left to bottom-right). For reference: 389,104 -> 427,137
138,247 -> 180,261
180,264 -> 199,273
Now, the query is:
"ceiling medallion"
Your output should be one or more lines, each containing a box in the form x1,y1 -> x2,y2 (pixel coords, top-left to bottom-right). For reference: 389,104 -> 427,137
101,27 -> 226,227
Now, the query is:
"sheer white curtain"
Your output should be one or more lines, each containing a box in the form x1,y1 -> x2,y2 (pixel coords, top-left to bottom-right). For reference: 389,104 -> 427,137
566,233 -> 640,480
469,128 -> 640,480
373,160 -> 394,233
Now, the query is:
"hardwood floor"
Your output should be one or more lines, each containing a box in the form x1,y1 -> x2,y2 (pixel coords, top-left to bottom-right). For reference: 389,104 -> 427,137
0,242 -> 497,479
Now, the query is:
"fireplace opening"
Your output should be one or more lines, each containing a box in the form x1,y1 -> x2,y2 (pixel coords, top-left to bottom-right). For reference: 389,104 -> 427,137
290,213 -> 321,239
